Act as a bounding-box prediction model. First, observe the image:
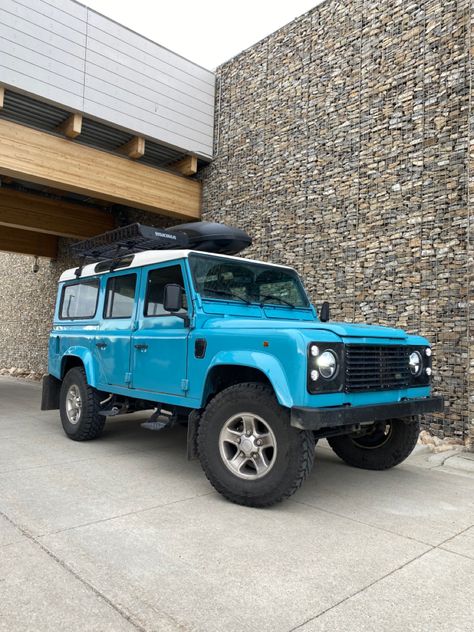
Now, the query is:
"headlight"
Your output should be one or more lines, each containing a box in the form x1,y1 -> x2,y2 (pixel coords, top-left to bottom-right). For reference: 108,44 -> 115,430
317,350 -> 338,379
307,342 -> 343,393
409,351 -> 422,376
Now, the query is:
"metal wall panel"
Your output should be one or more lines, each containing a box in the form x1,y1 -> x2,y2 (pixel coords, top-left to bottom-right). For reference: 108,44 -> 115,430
0,0 -> 215,159
0,0 -> 86,110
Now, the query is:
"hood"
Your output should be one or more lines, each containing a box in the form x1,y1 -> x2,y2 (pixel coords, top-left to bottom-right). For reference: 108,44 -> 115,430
312,322 -> 407,340
203,317 -> 407,340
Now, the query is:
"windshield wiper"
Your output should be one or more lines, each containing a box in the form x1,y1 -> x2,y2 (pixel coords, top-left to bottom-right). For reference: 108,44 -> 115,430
259,294 -> 295,308
204,288 -> 252,305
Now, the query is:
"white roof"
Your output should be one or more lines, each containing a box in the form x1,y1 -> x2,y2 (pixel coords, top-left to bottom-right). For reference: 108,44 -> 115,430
59,249 -> 294,282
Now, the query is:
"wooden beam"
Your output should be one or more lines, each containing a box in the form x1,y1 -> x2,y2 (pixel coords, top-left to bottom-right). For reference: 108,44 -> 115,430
0,188 -> 114,238
0,86 -> 4,110
169,155 -> 198,176
0,119 -> 201,220
57,113 -> 82,139
0,226 -> 58,258
118,136 -> 145,159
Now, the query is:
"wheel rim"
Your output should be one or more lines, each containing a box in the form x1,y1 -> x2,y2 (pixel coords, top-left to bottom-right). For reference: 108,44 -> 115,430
351,421 -> 393,449
218,412 -> 277,480
66,384 -> 82,425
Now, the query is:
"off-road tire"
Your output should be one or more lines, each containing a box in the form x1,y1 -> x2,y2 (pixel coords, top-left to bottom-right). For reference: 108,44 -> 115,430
198,383 -> 315,507
328,418 -> 420,470
60,367 -> 106,441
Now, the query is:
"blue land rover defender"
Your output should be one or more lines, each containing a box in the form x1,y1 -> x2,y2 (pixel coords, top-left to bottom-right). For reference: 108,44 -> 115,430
42,222 -> 443,507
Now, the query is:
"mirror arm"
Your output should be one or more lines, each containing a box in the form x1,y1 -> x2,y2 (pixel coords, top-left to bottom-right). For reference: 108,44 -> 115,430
174,312 -> 191,328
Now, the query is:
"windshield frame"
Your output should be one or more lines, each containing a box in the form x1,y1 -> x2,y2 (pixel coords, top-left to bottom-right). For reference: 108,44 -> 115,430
187,252 -> 311,309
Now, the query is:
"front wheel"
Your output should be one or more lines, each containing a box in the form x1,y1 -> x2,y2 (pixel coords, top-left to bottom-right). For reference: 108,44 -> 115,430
327,418 -> 420,470
59,367 -> 106,441
198,383 -> 315,507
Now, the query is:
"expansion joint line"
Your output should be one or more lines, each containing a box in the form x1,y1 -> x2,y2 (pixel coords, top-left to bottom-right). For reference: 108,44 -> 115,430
0,508 -> 148,632
288,522 -> 474,632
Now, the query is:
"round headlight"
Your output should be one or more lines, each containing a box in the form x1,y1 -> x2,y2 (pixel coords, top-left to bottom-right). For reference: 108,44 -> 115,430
317,350 -> 338,379
409,351 -> 422,376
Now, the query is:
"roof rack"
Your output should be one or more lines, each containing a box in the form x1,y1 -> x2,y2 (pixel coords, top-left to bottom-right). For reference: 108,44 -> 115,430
70,221 -> 252,277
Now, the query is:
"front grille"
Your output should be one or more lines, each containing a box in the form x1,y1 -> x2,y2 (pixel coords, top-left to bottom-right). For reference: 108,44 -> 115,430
345,345 -> 410,392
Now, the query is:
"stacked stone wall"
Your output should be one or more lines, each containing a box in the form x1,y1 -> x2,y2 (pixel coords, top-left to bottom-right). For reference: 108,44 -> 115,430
201,0 -> 473,442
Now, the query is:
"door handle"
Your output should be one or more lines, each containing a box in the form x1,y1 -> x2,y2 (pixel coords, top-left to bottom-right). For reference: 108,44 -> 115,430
96,342 -> 107,350
134,343 -> 148,351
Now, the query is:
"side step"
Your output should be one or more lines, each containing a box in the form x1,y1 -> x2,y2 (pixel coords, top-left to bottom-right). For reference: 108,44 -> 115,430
141,409 -> 176,432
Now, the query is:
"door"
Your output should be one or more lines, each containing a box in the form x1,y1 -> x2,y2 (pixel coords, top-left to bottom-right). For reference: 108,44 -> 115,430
131,261 -> 190,397
95,270 -> 139,387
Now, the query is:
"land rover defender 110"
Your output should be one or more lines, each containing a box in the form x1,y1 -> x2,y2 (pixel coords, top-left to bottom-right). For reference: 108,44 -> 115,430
42,222 -> 443,507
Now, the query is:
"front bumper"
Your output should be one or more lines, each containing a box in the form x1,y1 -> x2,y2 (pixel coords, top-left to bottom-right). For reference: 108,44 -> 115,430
291,396 -> 444,431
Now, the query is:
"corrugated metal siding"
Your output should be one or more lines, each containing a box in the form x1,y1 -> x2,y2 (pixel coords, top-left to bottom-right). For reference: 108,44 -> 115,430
0,0 -> 215,159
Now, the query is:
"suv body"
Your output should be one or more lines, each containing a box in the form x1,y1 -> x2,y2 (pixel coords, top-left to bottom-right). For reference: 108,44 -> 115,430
42,246 -> 443,506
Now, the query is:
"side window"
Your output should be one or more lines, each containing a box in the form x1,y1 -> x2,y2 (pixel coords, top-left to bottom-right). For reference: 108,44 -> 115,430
60,280 -> 99,320
104,274 -> 137,319
145,265 -> 188,317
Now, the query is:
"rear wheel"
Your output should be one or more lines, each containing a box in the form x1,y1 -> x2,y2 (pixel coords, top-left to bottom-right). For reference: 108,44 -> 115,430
60,367 -> 106,441
198,383 -> 315,507
327,418 -> 420,470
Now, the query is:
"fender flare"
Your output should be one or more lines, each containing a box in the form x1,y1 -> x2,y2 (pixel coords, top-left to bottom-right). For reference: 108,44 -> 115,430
61,346 -> 98,388
204,350 -> 293,408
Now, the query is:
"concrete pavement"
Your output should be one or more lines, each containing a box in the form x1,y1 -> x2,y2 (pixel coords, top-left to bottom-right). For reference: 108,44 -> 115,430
1,376 -> 473,632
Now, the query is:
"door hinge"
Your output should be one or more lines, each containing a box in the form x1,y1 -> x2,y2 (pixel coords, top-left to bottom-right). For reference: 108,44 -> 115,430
181,378 -> 189,392
124,372 -> 132,384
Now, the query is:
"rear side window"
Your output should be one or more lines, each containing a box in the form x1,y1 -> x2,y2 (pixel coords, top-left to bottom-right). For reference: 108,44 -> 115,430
104,274 -> 136,319
145,265 -> 187,317
60,280 -> 99,320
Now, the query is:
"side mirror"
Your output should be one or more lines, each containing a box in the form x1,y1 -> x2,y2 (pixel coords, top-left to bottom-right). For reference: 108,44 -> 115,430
320,301 -> 330,322
163,284 -> 183,313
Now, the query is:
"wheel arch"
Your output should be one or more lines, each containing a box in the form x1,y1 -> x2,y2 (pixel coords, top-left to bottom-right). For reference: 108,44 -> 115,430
202,351 -> 293,408
60,347 -> 97,387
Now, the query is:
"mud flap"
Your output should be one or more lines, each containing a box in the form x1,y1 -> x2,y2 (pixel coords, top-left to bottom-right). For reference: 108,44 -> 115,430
41,374 -> 62,410
187,410 -> 200,460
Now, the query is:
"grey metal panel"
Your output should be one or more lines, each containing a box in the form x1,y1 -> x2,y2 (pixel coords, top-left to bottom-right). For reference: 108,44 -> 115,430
85,47 -> 213,117
86,10 -> 214,89
85,25 -> 213,99
0,0 -> 86,110
37,0 -> 87,20
0,20 -> 85,71
1,0 -> 87,47
0,0 -> 215,159
36,0 -> 86,22
0,40 -> 85,85
0,52 -> 83,98
84,72 -> 213,139
15,0 -> 87,31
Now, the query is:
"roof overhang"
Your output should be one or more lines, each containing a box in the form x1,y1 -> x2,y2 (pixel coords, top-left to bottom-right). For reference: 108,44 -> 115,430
0,118 -> 201,222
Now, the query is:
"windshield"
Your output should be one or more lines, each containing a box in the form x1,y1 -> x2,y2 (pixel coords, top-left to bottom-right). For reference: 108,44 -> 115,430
188,253 -> 310,308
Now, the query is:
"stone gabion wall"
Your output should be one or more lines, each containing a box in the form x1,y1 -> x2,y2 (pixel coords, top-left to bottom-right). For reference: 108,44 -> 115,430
201,0 -> 473,443
0,249 -> 67,374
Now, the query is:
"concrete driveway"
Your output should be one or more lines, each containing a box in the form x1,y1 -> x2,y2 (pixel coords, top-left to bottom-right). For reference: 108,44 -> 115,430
1,376 -> 473,632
